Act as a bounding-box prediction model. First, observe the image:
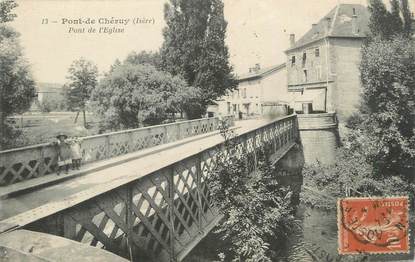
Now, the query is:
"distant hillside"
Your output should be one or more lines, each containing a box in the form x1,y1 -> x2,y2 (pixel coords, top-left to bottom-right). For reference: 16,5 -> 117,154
36,82 -> 63,93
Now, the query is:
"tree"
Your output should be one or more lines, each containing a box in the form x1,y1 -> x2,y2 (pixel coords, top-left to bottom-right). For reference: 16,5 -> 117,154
108,58 -> 121,74
400,0 -> 413,37
361,1 -> 414,178
90,62 -> 198,131
61,84 -> 74,111
0,0 -> 17,23
367,0 -> 412,40
358,36 -> 415,178
125,51 -> 162,69
65,58 -> 98,127
389,0 -> 404,35
39,94 -> 66,113
0,25 -> 36,149
368,0 -> 391,39
161,0 -> 237,119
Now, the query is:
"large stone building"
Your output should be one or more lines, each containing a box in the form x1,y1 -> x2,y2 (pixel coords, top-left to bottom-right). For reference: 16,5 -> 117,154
285,4 -> 369,121
215,63 -> 288,118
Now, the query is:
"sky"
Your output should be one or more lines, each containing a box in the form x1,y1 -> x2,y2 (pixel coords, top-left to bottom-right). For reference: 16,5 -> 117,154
9,0 -> 395,84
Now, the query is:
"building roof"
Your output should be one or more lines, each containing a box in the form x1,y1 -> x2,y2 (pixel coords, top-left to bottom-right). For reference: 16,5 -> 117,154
287,4 -> 370,51
237,63 -> 286,82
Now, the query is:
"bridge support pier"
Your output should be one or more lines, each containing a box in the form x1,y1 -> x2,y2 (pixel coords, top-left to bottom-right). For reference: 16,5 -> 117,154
272,143 -> 305,207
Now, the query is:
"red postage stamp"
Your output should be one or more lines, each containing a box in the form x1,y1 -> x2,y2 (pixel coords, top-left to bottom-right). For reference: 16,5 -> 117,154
338,196 -> 410,255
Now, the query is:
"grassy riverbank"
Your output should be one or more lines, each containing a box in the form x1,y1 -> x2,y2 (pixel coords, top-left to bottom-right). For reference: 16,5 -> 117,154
300,157 -> 415,211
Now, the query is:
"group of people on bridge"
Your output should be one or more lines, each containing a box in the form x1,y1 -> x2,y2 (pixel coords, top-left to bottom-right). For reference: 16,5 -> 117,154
53,133 -> 82,175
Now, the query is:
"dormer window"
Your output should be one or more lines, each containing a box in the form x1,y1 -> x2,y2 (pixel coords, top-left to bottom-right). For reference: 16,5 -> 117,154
291,56 -> 296,66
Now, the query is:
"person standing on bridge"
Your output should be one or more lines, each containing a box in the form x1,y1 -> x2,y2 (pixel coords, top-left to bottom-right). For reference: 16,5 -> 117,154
54,133 -> 72,175
70,137 -> 82,170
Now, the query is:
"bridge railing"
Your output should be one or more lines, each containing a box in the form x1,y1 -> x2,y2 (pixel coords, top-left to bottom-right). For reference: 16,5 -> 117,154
8,114 -> 298,262
0,116 -> 234,186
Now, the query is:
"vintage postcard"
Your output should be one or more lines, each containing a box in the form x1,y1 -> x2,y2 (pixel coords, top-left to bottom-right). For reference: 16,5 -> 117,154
0,0 -> 414,261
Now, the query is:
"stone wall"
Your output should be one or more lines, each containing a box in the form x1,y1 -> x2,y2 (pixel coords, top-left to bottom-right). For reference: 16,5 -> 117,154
330,38 -> 363,122
286,37 -> 365,122
286,39 -> 328,86
297,112 -> 338,165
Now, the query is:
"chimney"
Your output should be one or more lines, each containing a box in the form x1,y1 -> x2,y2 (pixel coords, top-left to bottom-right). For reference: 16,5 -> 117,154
255,63 -> 260,71
324,17 -> 331,35
289,34 -> 295,48
352,14 -> 358,35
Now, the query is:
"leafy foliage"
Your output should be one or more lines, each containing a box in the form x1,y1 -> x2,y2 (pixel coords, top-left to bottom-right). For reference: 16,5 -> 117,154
400,0 -> 413,38
65,58 -> 98,111
90,62 -> 200,131
38,91 -> 68,113
359,36 -> 415,178
161,0 -> 237,118
125,51 -> 162,70
206,123 -> 295,261
367,0 -> 412,40
301,147 -> 415,210
389,0 -> 404,34
0,26 -> 36,116
0,25 -> 36,149
0,0 -> 17,23
0,123 -> 23,149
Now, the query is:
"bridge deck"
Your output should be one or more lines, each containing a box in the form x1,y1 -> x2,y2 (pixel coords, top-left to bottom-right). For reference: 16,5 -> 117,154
0,229 -> 128,262
0,119 -> 270,226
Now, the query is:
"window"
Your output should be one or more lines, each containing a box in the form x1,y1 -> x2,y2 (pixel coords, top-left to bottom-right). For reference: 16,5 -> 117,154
291,56 -> 296,66
315,48 -> 320,57
302,52 -> 307,67
303,69 -> 308,82
242,88 -> 247,98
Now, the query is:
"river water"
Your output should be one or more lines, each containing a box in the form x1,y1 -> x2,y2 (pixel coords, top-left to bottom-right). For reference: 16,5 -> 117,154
184,204 -> 341,261
278,205 -> 340,262
186,203 -> 414,262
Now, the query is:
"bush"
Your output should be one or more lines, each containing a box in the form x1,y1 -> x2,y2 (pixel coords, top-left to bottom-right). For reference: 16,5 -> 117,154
0,123 -> 24,149
206,125 -> 296,261
301,146 -> 415,210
